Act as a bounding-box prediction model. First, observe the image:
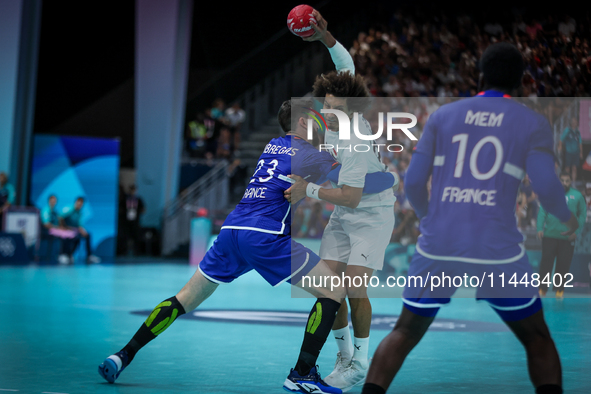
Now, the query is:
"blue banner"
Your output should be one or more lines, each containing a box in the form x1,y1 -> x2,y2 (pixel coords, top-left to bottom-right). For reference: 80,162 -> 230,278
30,135 -> 120,257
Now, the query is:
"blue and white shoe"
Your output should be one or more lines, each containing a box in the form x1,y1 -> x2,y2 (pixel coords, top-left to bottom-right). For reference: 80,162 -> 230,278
98,351 -> 129,383
283,366 -> 342,394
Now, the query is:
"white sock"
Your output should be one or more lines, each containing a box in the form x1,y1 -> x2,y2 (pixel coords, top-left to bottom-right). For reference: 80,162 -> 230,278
353,336 -> 370,368
332,326 -> 353,362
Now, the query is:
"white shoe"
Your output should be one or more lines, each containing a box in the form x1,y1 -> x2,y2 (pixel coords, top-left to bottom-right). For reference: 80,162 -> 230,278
324,352 -> 351,389
87,255 -> 101,264
336,358 -> 370,392
58,254 -> 71,265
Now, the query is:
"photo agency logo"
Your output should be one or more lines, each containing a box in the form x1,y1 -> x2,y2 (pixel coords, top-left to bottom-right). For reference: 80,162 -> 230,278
303,105 -> 418,154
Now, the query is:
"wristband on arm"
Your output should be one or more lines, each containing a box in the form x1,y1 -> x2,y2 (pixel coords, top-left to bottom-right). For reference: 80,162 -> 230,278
306,183 -> 322,200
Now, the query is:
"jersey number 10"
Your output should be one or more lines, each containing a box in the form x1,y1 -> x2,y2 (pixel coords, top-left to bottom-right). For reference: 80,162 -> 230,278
451,134 -> 503,180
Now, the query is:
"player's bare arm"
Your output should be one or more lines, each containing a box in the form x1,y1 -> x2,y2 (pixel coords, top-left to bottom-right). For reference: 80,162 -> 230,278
285,174 -> 362,209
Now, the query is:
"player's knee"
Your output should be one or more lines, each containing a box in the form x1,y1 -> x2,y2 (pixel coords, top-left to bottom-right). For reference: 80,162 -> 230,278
391,325 -> 423,346
175,290 -> 195,312
507,316 -> 553,349
345,284 -> 368,299
321,284 -> 346,303
519,326 -> 553,348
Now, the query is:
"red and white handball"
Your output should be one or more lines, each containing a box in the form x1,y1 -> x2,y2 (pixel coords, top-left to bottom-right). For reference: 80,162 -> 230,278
287,4 -> 317,38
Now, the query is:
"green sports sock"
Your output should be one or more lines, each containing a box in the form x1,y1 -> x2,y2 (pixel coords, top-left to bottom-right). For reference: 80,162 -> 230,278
121,296 -> 186,364
295,298 -> 341,376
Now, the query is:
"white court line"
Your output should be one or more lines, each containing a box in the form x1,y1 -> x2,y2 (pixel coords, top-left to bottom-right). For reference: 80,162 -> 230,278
0,389 -> 19,392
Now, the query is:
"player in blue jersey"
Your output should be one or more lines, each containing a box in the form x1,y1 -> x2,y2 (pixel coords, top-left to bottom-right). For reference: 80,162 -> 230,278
98,99 -> 397,394
361,43 -> 578,394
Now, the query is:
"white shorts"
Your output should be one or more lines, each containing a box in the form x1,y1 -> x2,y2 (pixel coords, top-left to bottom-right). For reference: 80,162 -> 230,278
319,205 -> 395,270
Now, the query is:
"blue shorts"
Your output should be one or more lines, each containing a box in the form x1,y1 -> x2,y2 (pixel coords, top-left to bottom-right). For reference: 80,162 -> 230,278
402,252 -> 542,322
198,229 -> 320,286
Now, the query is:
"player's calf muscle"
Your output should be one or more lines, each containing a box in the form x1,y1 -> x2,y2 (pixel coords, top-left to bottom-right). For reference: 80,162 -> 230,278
176,269 -> 218,311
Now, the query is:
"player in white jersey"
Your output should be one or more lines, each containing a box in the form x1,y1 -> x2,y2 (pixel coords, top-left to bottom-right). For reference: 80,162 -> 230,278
288,11 -> 396,392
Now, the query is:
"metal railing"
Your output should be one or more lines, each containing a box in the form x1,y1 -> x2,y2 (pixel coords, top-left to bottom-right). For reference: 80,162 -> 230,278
160,45 -> 329,257
236,45 -> 328,136
161,1 -> 363,256
161,160 -> 229,256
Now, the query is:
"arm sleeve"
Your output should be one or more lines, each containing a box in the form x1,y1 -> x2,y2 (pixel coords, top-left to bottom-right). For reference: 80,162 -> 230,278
326,165 -> 340,184
414,112 -> 437,157
405,152 -> 432,219
300,150 -> 339,184
327,166 -> 396,193
527,152 -> 571,222
405,113 -> 437,219
363,172 -> 395,193
528,115 -> 555,156
328,40 -> 355,74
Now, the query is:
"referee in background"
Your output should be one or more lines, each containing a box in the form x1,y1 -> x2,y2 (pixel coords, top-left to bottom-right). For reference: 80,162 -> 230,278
537,172 -> 586,299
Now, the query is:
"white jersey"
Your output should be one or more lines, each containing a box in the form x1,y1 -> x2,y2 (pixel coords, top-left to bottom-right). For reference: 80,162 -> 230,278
318,39 -> 396,269
324,114 -> 396,209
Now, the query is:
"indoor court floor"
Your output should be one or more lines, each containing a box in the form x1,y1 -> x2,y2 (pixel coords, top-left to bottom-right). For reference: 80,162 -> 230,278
1,262 -> 590,394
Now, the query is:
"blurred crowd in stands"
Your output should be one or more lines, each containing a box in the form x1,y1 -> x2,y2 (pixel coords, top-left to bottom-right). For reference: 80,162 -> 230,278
184,98 -> 249,201
181,9 -> 590,246
185,98 -> 245,161
352,11 -> 589,99
291,8 -> 591,244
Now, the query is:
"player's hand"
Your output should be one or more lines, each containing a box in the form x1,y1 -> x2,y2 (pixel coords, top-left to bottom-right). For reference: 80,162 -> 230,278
79,227 -> 88,237
568,232 -> 577,241
537,231 -> 544,240
284,174 -> 308,205
302,10 -> 334,47
560,213 -> 579,237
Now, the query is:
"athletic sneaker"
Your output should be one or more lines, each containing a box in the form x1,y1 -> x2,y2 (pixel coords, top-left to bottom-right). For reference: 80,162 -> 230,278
324,352 -> 350,387
328,358 -> 370,392
98,351 -> 129,383
87,255 -> 101,264
283,365 -> 342,394
58,254 -> 71,265
556,290 -> 564,300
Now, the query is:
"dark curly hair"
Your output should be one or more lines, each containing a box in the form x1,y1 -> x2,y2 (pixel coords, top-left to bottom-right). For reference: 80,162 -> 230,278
312,71 -> 370,113
479,43 -> 524,92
